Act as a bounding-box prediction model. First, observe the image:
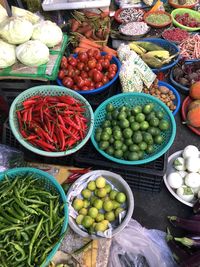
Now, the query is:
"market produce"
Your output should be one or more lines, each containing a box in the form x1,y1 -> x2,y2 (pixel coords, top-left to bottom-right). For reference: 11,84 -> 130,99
58,51 -> 118,91
32,20 -> 63,48
186,107 -> 200,128
189,81 -> 200,100
118,8 -> 145,23
0,17 -> 33,45
0,39 -> 16,68
72,176 -> 127,234
145,12 -> 171,27
11,6 -> 40,24
95,102 -> 170,161
16,94 -> 88,151
16,40 -> 49,67
171,0 -> 196,5
162,28 -> 189,43
0,4 -> 7,23
179,34 -> 200,60
0,173 -> 65,266
119,22 -> 150,36
175,13 -> 200,28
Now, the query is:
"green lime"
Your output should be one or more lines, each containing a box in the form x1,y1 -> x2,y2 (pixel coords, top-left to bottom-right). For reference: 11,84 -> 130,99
114,140 -> 123,150
91,196 -> 97,205
119,106 -> 127,112
79,208 -> 88,216
114,149 -> 123,159
154,128 -> 161,136
97,188 -> 107,198
95,213 -> 104,223
104,127 -> 112,135
149,103 -> 155,110
146,112 -> 156,121
156,111 -> 164,120
132,132 -> 143,144
102,120 -> 111,128
96,176 -> 106,188
119,119 -> 130,129
105,211 -> 115,222
106,146 -> 114,156
135,113 -> 145,123
95,222 -> 108,232
132,105 -> 142,115
129,144 -> 139,152
115,207 -> 124,217
138,150 -> 144,159
113,130 -> 122,140
147,127 -> 158,137
121,144 -> 128,152
81,189 -> 92,199
100,132 -> 110,141
123,128 -> 133,139
83,199 -> 90,208
143,104 -> 153,114
125,138 -> 133,146
130,122 -> 140,132
112,109 -> 119,119
87,181 -> 96,191
105,184 -> 112,194
82,216 -> 94,228
113,125 -> 121,132
128,116 -> 135,123
93,199 -> 103,210
159,119 -> 169,131
95,132 -> 101,142
146,145 -> 154,154
128,152 -> 139,161
118,111 -> 127,120
111,120 -> 117,127
73,198 -> 84,211
154,135 -> 163,144
149,117 -> 160,127
103,200 -> 114,212
106,103 -> 114,112
143,132 -> 153,145
88,207 -> 98,219
106,112 -> 112,121
140,121 -> 149,130
99,141 -> 109,150
115,192 -> 126,203
110,190 -> 118,200
112,200 -> 120,209
76,214 -> 84,225
139,141 -> 148,151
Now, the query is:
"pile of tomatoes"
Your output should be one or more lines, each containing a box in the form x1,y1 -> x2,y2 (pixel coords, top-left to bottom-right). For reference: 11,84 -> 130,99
58,50 -> 118,91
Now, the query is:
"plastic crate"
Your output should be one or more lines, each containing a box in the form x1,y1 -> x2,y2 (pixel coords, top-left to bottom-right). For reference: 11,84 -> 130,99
73,140 -> 168,193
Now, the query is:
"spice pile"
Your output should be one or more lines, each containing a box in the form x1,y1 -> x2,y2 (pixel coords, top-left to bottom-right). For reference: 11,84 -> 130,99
118,8 -> 145,23
175,13 -> 200,28
119,22 -> 149,36
162,28 -> 189,43
145,12 -> 171,26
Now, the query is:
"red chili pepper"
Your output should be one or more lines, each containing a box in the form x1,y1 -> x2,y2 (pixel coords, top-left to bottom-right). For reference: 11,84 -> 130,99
32,139 -> 56,151
34,126 -> 54,143
20,129 -> 28,138
25,135 -> 37,141
65,138 -> 77,148
50,123 -> 55,138
58,115 -> 65,127
58,127 -> 65,151
16,110 -> 22,129
64,117 -> 80,131
23,99 -> 37,108
58,95 -> 78,105
27,107 -> 33,122
69,168 -> 91,174
22,110 -> 29,122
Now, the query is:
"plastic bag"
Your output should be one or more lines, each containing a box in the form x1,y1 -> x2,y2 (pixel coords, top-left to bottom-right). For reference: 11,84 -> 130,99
0,144 -> 24,173
108,219 -> 178,267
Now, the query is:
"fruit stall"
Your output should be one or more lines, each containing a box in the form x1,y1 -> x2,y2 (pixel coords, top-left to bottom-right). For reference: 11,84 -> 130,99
0,0 -> 200,266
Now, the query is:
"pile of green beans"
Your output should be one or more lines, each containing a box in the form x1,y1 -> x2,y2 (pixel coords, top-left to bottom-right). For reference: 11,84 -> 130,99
0,173 -> 65,267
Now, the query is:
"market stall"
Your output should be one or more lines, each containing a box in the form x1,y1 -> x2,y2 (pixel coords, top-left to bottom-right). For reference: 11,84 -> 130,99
0,0 -> 200,266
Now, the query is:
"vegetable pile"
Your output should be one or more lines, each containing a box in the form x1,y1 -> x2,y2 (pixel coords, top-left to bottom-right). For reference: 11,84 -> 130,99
175,13 -> 200,28
118,8 -> 145,23
145,12 -> 171,26
16,94 -> 88,151
0,172 -> 65,266
179,34 -> 200,60
95,102 -> 170,161
162,28 -> 189,43
58,50 -> 118,92
119,22 -> 149,37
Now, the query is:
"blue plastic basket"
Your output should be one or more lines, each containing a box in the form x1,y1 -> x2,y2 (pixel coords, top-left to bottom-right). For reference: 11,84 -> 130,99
170,68 -> 189,95
0,167 -> 68,267
91,92 -> 176,165
57,52 -> 121,95
136,38 -> 180,73
158,81 -> 181,116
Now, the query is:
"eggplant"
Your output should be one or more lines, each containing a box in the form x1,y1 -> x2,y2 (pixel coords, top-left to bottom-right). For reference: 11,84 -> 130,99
193,199 -> 200,214
180,251 -> 200,267
174,237 -> 200,248
168,216 -> 200,233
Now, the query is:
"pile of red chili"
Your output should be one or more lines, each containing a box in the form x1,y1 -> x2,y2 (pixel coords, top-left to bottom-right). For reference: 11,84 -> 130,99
162,28 -> 189,43
16,94 -> 88,152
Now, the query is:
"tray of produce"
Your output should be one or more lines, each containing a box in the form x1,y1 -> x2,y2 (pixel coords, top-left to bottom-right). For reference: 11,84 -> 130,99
114,8 -> 145,24
179,34 -> 200,61
115,0 -> 157,9
67,170 -> 134,238
162,27 -> 190,44
164,145 -> 200,207
144,11 -> 172,28
168,0 -> 198,9
119,22 -> 150,38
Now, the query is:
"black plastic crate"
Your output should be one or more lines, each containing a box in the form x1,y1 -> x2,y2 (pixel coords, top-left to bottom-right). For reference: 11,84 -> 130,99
73,140 -> 168,193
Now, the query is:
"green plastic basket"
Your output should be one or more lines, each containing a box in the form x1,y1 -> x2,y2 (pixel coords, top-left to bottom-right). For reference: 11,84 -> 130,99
171,8 -> 200,31
91,93 -> 176,165
9,85 -> 94,157
0,167 -> 68,267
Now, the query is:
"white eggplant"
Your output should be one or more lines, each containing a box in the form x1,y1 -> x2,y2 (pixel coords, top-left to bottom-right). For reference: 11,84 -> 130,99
182,145 -> 199,159
173,157 -> 186,171
167,172 -> 183,189
185,172 -> 200,188
185,157 -> 200,173
176,185 -> 194,202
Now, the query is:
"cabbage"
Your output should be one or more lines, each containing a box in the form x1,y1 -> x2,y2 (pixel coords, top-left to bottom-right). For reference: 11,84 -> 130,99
0,4 -> 7,23
16,40 -> 49,67
0,17 -> 33,45
0,39 -> 16,68
11,6 -> 40,24
32,20 -> 62,48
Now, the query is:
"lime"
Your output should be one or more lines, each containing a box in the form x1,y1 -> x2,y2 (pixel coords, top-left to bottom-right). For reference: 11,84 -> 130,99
96,176 -> 106,188
114,149 -> 123,159
118,111 -> 127,120
81,189 -> 92,199
106,103 -> 114,112
139,141 -> 148,151
119,119 -> 130,129
102,220 -> 109,227
140,121 -> 149,131
143,132 -> 153,145
114,140 -> 123,150
154,128 -> 161,136
113,130 -> 123,140
95,132 -> 101,142
135,113 -> 145,123
88,207 -> 98,219
104,127 -> 112,135
138,150 -> 144,159
95,213 -> 104,222
146,145 -> 154,154
110,190 -> 118,200
91,196 -> 97,205
128,116 -> 135,123
95,222 -> 108,232
115,207 -> 124,217
87,181 -> 96,191
105,211 -> 115,222
106,112 -> 112,121
154,135 -> 163,144
82,216 -> 94,228
132,105 -> 142,115
147,127 -> 158,137
121,144 -> 128,152
103,200 -> 114,212
93,199 -> 103,210
102,120 -> 111,128
149,103 -> 155,110
146,112 -> 156,121
125,138 -> 133,146
106,146 -> 114,156
79,208 -> 88,216
73,198 -> 84,211
130,122 -> 140,131
132,132 -> 143,144
143,104 -> 153,114
123,128 -> 133,139
149,117 -> 159,127
105,184 -> 112,194
99,141 -> 109,150
129,144 -> 139,152
97,188 -> 107,198
128,152 -> 139,161
76,214 -> 84,225
119,106 -> 127,112
156,111 -> 164,119
112,109 -> 119,119
112,200 -> 120,209
100,132 -> 110,141
159,119 -> 169,131
113,125 -> 121,132
83,199 -> 90,208
116,192 -> 127,203
123,151 -> 129,160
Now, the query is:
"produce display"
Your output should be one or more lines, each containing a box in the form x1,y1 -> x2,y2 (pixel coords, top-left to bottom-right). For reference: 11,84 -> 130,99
58,51 -> 118,92
71,175 -> 127,235
0,172 -> 65,266
118,8 -> 145,23
170,0 -> 197,5
162,27 -> 189,43
175,13 -> 200,28
94,102 -> 169,161
119,22 -> 150,36
16,94 -> 88,151
0,39 -> 16,68
179,34 -> 200,60
144,11 -> 172,27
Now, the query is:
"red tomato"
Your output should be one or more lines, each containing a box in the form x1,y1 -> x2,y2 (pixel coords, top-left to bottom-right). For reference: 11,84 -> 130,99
109,64 -> 117,72
78,52 -> 88,62
73,75 -> 80,84
83,65 -> 90,72
67,70 -> 75,78
58,70 -> 65,80
102,75 -> 109,85
67,65 -> 74,72
93,50 -> 101,60
93,70 -> 103,83
68,57 -> 77,67
88,69 -> 94,78
88,59 -> 97,69
62,77 -> 74,88
105,54 -> 113,61
84,78 -> 91,87
81,71 -> 88,79
90,81 -> 95,88
107,71 -> 116,80
82,86 -> 89,91
61,56 -> 68,64
74,69 -> 80,76
76,77 -> 85,88
95,82 -> 103,88
61,61 -> 68,69
96,63 -> 103,72
102,59 -> 110,69
77,62 -> 84,71
87,49 -> 95,58
72,85 -> 79,91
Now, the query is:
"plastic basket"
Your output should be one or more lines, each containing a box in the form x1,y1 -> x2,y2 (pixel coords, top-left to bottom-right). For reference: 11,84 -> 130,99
170,68 -> 189,95
0,167 -> 68,267
136,38 -> 180,73
9,85 -> 94,157
91,92 -> 176,165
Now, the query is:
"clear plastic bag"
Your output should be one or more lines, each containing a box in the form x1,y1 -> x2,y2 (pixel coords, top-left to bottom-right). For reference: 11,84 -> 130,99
0,144 -> 24,173
108,219 -> 178,267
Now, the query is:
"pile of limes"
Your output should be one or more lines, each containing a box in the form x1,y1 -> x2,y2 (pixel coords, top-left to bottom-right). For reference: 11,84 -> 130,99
94,102 -> 170,161
72,176 -> 127,234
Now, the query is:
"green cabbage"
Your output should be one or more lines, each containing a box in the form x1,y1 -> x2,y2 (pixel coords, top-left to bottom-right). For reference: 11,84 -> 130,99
32,20 -> 62,48
0,39 -> 16,68
16,40 -> 49,67
11,6 -> 40,24
0,17 -> 33,45
0,4 -> 7,23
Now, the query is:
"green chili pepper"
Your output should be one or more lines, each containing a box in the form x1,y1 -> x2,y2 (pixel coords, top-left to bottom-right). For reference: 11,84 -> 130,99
9,242 -> 26,262
21,197 -> 48,206
14,196 -> 38,215
0,175 -> 18,199
0,226 -> 22,236
0,209 -> 21,224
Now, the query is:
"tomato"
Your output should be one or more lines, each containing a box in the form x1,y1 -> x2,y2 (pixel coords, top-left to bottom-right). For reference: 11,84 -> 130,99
95,82 -> 103,88
88,58 -> 97,69
72,85 -> 79,91
93,50 -> 101,60
107,71 -> 116,80
77,62 -> 84,71
83,65 -> 90,72
93,70 -> 103,83
88,69 -> 94,78
102,75 -> 109,85
61,56 -> 68,64
74,68 -> 80,76
82,86 -> 89,91
105,54 -> 112,61
102,59 -> 110,69
62,77 -> 74,88
67,70 -> 75,78
90,81 -> 95,88
81,71 -> 88,79
89,86 -> 94,90
78,52 -> 88,62
68,57 -> 77,67
84,78 -> 91,87
76,77 -> 85,88
109,64 -> 117,72
67,65 -> 74,72
96,63 -> 103,72
87,49 -> 95,58
61,61 -> 68,69
58,70 -> 65,80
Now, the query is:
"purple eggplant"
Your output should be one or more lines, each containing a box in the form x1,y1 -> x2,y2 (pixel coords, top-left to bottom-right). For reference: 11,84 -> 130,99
174,237 -> 200,248
180,251 -> 200,267
193,199 -> 200,214
168,216 -> 200,233
190,214 -> 200,221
